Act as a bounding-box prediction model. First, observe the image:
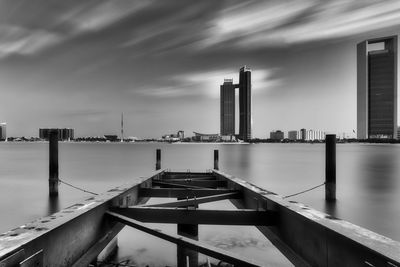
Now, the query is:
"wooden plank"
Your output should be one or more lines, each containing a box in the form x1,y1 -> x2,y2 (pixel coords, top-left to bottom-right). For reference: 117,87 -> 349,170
154,180 -> 226,188
110,207 -> 277,225
106,211 -> 269,267
139,188 -> 238,198
141,192 -> 241,208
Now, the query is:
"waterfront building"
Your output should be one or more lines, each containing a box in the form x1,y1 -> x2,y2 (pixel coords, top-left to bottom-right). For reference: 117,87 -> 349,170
39,128 -> 74,141
220,79 -> 235,136
177,130 -> 185,140
220,66 -> 252,142
239,66 -> 252,142
270,130 -> 284,140
300,128 -> 307,141
0,123 -> 6,141
192,132 -> 220,142
357,36 -> 397,139
288,130 -> 298,140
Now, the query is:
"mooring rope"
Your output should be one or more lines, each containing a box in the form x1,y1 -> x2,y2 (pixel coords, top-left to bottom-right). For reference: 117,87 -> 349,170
283,182 -> 326,199
58,179 -> 98,195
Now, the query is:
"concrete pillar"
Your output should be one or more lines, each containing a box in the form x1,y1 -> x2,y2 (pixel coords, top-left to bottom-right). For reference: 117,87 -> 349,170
214,149 -> 219,170
156,149 -> 161,171
325,134 -> 336,201
49,129 -> 59,196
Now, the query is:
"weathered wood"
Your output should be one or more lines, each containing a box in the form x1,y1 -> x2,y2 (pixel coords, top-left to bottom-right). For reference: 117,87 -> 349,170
156,149 -> 161,170
214,149 -> 219,170
141,192 -> 240,208
111,207 -> 277,225
49,129 -> 59,196
325,134 -> 336,201
19,250 -> 43,267
139,188 -> 238,198
106,211 -> 268,267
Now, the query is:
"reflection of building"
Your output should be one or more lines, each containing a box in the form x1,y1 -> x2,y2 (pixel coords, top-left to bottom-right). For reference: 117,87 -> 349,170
39,128 -> 74,141
0,123 -> 6,141
220,66 -> 252,142
357,36 -> 397,139
192,132 -> 220,142
270,130 -> 284,140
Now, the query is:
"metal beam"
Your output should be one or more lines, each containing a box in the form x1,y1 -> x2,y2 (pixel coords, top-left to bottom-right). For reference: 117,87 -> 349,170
110,207 -> 277,225
152,181 -> 205,189
106,211 -> 268,267
141,192 -> 241,208
154,180 -> 226,188
139,188 -> 238,198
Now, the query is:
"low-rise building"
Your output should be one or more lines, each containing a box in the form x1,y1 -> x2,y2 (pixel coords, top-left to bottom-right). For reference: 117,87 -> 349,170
270,130 -> 284,140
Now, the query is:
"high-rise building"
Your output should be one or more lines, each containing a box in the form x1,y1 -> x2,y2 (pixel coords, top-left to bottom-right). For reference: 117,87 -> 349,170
0,123 -> 6,141
239,66 -> 252,141
288,130 -> 298,140
220,66 -> 252,141
220,79 -> 235,136
357,36 -> 397,139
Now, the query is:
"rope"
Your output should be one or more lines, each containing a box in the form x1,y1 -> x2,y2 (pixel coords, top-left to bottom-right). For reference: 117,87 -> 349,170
283,182 -> 326,199
58,179 -> 98,195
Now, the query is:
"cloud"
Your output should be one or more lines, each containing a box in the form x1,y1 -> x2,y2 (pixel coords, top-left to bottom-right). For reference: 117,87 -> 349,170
198,0 -> 400,49
0,25 -> 62,58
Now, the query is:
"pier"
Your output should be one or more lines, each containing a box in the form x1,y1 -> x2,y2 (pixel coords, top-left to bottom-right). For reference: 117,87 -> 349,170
1,142 -> 400,266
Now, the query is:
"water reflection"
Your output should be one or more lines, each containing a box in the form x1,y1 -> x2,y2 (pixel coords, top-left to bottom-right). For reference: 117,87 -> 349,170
47,196 -> 60,215
361,150 -> 398,194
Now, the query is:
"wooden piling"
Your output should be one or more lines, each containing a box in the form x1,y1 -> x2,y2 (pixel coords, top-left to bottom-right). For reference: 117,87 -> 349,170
177,223 -> 199,267
156,149 -> 161,170
214,149 -> 219,170
49,129 -> 59,196
325,134 -> 336,201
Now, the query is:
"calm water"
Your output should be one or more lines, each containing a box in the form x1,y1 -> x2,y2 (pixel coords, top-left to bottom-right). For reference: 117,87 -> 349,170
1,142 -> 400,266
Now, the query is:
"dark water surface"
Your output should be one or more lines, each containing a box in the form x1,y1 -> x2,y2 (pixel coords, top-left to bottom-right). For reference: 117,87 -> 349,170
1,142 -> 400,266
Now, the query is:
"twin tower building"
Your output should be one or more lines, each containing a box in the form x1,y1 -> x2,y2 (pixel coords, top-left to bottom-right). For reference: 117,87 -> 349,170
220,66 -> 252,142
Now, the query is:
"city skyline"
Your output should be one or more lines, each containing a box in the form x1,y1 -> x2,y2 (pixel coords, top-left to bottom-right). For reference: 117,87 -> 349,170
2,1 -> 400,138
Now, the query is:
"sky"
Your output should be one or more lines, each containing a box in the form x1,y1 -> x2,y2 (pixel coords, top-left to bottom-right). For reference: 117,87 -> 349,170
1,0 -> 400,138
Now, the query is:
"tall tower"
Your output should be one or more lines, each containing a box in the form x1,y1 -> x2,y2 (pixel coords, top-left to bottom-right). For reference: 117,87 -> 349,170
121,112 -> 124,142
220,79 -> 235,136
357,36 -> 397,139
239,66 -> 252,141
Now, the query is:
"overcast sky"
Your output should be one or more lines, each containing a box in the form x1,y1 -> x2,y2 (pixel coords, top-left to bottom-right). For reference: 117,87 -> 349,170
1,0 -> 400,138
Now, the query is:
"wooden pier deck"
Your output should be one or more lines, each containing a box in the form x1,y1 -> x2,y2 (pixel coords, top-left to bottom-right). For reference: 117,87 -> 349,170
1,168 -> 400,266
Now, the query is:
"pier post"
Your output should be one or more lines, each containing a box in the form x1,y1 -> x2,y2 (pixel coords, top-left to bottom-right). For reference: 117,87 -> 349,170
325,134 -> 336,201
177,223 -> 199,267
156,149 -> 161,171
214,149 -> 219,170
49,129 -> 59,196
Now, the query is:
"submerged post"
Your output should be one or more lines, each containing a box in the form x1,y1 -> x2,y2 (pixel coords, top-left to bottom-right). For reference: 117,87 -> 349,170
156,149 -> 161,170
325,134 -> 336,201
49,129 -> 59,196
214,149 -> 219,170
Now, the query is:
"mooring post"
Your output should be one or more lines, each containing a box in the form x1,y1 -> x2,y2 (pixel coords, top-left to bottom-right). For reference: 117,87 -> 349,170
156,149 -> 161,171
325,134 -> 336,201
49,129 -> 59,196
177,223 -> 199,267
214,149 -> 219,170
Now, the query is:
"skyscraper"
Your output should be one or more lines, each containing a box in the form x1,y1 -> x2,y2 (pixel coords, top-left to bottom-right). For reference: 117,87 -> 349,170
220,66 -> 252,141
357,36 -> 398,139
220,79 -> 235,136
239,66 -> 252,141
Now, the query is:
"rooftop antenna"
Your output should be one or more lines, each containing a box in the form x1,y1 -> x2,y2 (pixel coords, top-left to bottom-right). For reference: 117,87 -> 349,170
121,112 -> 124,142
